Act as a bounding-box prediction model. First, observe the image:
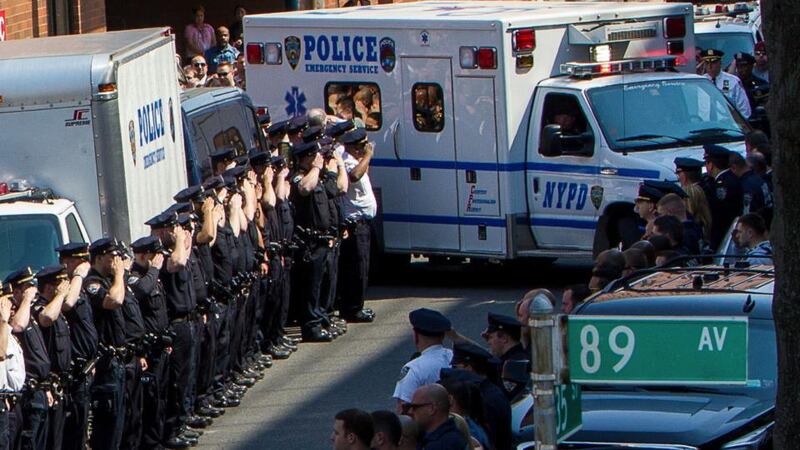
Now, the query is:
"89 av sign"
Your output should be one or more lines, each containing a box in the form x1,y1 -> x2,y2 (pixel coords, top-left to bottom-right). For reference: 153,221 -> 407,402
567,316 -> 749,385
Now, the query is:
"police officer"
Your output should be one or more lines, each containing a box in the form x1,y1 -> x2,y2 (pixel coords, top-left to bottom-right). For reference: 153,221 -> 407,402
55,243 -> 97,450
393,308 -> 453,414
258,111 -> 271,139
5,267 -> 51,450
290,141 -> 337,342
338,128 -> 377,323
674,157 -> 705,189
703,145 -> 744,251
729,151 -> 773,217
482,313 -> 527,364
449,342 -> 513,450
0,283 -> 25,450
287,115 -> 309,146
84,238 -> 128,450
210,147 -> 237,177
33,266 -> 73,450
267,120 -> 290,149
701,48 -> 751,118
147,212 -> 199,446
734,52 -> 769,110
273,155 -> 301,352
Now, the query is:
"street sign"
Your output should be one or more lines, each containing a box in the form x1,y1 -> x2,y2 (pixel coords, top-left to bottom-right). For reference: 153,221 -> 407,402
568,316 -> 748,384
555,383 -> 581,442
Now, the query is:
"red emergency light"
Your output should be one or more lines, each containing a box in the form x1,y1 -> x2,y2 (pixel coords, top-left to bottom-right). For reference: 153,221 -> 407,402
0,183 -> 7,196
666,40 -> 685,55
257,107 -> 268,117
477,48 -> 497,69
246,43 -> 265,64
512,28 -> 536,54
663,17 -> 686,39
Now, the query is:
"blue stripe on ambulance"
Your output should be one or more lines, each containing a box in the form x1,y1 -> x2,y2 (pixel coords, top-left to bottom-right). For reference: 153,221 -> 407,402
381,214 -> 598,230
370,159 -> 660,179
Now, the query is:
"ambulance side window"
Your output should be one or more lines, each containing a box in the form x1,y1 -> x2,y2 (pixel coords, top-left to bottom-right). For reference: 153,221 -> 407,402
213,127 -> 247,156
324,82 -> 382,130
411,83 -> 445,133
540,93 -> 592,156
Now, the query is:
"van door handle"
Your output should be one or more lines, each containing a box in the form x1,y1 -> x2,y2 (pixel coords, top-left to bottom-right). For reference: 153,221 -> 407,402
392,122 -> 401,161
600,167 -> 618,176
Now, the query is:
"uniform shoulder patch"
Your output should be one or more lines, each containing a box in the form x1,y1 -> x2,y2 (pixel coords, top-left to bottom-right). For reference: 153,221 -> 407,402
291,174 -> 303,185
127,275 -> 140,285
85,283 -> 101,295
716,186 -> 727,200
398,365 -> 411,381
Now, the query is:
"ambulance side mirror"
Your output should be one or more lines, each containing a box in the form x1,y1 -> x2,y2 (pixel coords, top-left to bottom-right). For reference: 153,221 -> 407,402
540,125 -> 564,157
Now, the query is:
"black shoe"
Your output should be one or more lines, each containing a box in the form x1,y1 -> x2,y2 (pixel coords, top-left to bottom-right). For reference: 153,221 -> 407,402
180,427 -> 202,439
267,344 -> 291,359
197,406 -> 224,418
233,376 -> 255,387
243,368 -> 265,380
302,328 -> 333,342
278,340 -> 298,351
187,416 -> 212,429
283,335 -> 301,345
211,396 -> 239,408
343,309 -> 375,323
259,354 -> 274,366
164,436 -> 193,449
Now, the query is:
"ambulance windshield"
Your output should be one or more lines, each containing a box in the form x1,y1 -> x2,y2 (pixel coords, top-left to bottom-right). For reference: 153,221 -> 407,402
0,214 -> 62,281
588,79 -> 749,152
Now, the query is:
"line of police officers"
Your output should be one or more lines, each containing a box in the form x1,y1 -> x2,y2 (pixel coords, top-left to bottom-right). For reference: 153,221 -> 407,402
0,113 -> 378,449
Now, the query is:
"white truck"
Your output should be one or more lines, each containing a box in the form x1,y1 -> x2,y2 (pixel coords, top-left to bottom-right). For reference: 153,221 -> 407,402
0,28 -> 188,278
244,2 -> 751,261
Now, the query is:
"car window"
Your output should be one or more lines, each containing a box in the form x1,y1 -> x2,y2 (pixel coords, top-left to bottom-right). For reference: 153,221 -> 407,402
65,213 -> 85,243
325,82 -> 382,130
0,215 -> 62,280
539,92 -> 592,156
213,127 -> 247,156
411,83 -> 444,133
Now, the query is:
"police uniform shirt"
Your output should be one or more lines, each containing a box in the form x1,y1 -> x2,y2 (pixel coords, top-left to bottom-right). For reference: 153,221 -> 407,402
479,377 -> 514,450
322,170 -> 344,230
129,262 -> 169,334
188,248 -> 209,303
0,328 -> 26,391
342,151 -> 378,220
84,269 -> 128,347
420,417 -> 469,450
212,224 -> 235,286
500,343 -> 529,364
290,170 -> 332,232
707,169 -> 744,249
33,295 -> 72,374
12,307 -> 51,381
120,280 -> 146,345
704,71 -> 752,118
64,291 -> 99,361
392,345 -> 453,403
740,74 -> 768,109
740,170 -> 773,215
277,198 -> 295,243
159,264 -> 196,320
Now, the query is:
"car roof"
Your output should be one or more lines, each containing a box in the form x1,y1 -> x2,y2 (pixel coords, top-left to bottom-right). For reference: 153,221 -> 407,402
578,264 -> 774,320
541,70 -> 708,90
0,198 -> 75,216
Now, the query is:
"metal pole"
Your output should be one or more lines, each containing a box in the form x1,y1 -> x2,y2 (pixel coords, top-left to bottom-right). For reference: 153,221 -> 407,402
529,292 -> 557,450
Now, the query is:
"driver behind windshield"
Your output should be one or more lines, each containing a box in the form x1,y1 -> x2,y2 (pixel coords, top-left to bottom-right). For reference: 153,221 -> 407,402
548,100 -> 585,136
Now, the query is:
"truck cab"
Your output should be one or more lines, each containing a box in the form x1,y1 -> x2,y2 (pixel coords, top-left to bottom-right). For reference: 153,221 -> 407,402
0,186 -> 90,280
694,3 -> 762,68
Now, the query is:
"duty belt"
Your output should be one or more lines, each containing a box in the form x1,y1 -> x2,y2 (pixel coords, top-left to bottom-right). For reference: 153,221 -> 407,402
97,342 -> 130,361
70,357 -> 98,380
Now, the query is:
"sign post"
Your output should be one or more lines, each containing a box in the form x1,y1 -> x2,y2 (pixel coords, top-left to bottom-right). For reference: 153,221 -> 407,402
567,316 -> 749,385
528,293 -> 557,450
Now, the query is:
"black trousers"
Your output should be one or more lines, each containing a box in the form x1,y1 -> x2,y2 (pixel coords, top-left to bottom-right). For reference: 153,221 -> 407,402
90,356 -> 126,450
279,256 -> 293,335
292,246 -> 330,333
320,241 -> 341,316
196,315 -> 217,408
46,385 -> 65,450
262,257 -> 283,347
121,357 -> 143,450
213,302 -> 231,386
338,221 -> 372,315
166,320 -> 196,439
142,350 -> 169,449
0,408 -> 8,450
63,372 -> 93,450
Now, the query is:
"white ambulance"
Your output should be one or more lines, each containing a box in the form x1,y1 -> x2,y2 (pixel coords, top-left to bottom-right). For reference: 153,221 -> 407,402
244,2 -> 751,261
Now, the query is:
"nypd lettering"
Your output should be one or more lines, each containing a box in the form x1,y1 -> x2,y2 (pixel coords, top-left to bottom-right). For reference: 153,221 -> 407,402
286,34 -> 395,74
542,181 -> 589,210
135,98 -> 168,170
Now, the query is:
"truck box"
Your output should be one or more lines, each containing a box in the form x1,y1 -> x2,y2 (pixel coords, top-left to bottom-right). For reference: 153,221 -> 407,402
0,28 -> 188,244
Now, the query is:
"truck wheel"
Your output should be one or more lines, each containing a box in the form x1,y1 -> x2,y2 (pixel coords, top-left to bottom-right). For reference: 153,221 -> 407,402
594,213 -> 642,257
370,252 -> 411,282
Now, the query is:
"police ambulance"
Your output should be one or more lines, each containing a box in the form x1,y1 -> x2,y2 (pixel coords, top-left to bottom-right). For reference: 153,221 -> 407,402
244,2 -> 750,261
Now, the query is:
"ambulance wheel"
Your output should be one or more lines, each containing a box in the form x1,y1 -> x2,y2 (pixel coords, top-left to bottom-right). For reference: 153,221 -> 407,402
594,212 -> 641,257
370,252 -> 410,281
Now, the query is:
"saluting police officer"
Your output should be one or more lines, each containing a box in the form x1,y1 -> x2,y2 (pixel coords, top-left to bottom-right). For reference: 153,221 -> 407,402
273,154 -> 300,351
84,238 -> 128,450
703,145 -> 744,251
33,266 -> 72,450
337,127 -> 377,323
0,283 -> 25,450
701,48 -> 751,118
55,243 -> 97,450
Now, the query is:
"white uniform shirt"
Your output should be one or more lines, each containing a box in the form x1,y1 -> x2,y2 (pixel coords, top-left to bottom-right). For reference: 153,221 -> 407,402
393,344 -> 453,403
0,327 -> 25,392
342,151 -> 378,220
705,71 -> 752,119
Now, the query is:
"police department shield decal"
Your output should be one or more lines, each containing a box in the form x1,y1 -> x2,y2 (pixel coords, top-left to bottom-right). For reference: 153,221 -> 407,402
380,37 -> 396,73
590,185 -> 604,210
128,120 -> 137,165
285,36 -> 301,70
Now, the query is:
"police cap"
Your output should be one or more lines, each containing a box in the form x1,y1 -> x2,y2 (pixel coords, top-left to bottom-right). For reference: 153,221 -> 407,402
701,48 -> 724,61
224,166 -> 247,180
130,236 -> 163,254
1,282 -> 10,296
270,155 -> 287,168
267,120 -> 289,137
89,238 -> 121,258
166,202 -> 194,216
173,185 -> 205,203
177,213 -> 195,227
223,176 -> 238,190
644,180 -> 687,199
145,211 -> 179,229
292,141 -> 319,159
249,151 -> 271,167
202,176 -> 226,191
636,183 -> 663,203
210,146 -> 236,164
35,265 -> 68,286
4,266 -> 36,289
326,120 -> 356,139
340,128 -> 368,146
408,308 -> 451,336
258,111 -> 271,125
286,115 -> 309,134
302,126 -> 324,143
703,144 -> 731,162
234,155 -> 250,168
734,52 -> 756,65
451,342 -> 493,366
55,242 -> 90,260
483,312 -> 522,340
674,157 -> 704,173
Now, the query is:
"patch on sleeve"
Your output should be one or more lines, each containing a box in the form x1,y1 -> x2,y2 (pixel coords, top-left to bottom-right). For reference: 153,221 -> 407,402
398,365 -> 410,381
291,175 -> 303,185
85,283 -> 100,295
127,276 -> 140,286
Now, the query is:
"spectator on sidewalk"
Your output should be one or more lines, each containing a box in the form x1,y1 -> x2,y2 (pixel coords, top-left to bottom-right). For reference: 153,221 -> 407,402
205,26 -> 240,74
733,213 -> 772,265
331,409 -> 374,450
184,5 -> 216,60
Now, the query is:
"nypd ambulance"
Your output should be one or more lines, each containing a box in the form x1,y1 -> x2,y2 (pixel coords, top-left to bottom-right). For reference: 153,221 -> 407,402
244,2 -> 750,261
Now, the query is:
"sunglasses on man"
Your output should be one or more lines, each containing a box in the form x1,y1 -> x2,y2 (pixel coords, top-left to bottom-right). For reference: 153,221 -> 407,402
193,62 -> 207,67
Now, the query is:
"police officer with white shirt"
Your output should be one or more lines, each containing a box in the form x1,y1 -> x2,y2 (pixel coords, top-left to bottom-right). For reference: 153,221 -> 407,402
0,284 -> 25,450
701,48 -> 751,119
393,308 -> 453,414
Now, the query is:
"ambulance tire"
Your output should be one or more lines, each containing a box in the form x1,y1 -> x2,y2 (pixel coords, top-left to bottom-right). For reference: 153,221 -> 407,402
370,251 -> 410,282
593,210 -> 641,257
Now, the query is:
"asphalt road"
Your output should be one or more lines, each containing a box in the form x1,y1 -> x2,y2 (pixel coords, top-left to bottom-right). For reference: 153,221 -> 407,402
197,258 -> 591,450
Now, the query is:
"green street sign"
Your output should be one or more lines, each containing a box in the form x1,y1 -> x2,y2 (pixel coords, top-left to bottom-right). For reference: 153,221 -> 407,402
556,383 -> 581,442
567,316 -> 748,385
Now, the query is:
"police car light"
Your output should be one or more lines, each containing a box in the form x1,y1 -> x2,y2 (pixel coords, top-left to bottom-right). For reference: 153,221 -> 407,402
459,46 -> 478,69
715,5 -> 730,13
512,28 -> 536,54
0,183 -> 7,196
246,43 -> 265,64
591,45 -> 612,63
560,56 -> 677,78
663,16 -> 686,39
265,43 -> 282,65
477,48 -> 497,69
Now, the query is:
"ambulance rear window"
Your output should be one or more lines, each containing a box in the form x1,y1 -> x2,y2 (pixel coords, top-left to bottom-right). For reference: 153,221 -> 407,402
325,82 -> 382,131
412,83 -> 445,133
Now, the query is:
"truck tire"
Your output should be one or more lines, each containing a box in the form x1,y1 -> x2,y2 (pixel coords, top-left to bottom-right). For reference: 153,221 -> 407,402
593,212 -> 641,257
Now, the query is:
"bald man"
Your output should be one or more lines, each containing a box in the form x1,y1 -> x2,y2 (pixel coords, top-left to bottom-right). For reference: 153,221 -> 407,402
408,384 -> 467,450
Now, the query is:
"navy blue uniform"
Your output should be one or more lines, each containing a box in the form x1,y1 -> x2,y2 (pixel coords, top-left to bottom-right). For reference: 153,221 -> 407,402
704,170 -> 743,251
35,295 -> 72,450
62,289 -> 98,450
420,418 -> 469,450
740,170 -> 773,217
12,304 -> 51,450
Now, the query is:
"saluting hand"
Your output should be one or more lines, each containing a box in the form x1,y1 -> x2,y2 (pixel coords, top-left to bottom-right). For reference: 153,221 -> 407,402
74,261 -> 91,279
55,279 -> 70,298
151,252 -> 165,270
0,296 -> 12,323
312,153 -> 324,170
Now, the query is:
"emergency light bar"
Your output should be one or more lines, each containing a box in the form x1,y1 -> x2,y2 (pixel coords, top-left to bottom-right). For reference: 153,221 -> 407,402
560,56 -> 677,78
